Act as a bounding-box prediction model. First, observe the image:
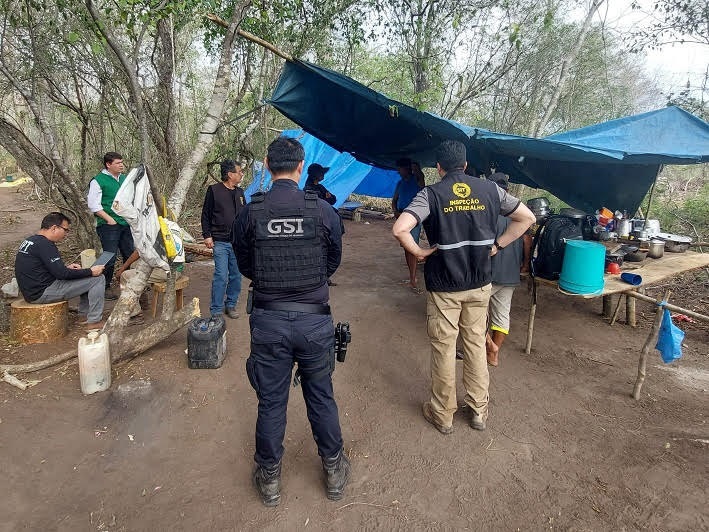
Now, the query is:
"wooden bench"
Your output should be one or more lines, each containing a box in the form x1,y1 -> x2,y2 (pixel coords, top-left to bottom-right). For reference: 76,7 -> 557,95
149,275 -> 190,318
10,298 -> 68,345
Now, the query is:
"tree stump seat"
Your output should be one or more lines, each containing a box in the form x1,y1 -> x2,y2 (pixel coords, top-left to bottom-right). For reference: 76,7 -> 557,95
150,275 -> 190,318
10,298 -> 68,345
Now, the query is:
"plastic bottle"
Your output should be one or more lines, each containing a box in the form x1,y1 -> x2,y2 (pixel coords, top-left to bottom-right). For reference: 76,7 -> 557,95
77,330 -> 111,394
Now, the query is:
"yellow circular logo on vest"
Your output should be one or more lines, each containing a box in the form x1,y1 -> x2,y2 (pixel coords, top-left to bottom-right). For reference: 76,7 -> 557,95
452,182 -> 471,198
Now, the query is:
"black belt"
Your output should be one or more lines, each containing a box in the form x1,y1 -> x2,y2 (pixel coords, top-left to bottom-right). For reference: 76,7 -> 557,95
253,301 -> 331,315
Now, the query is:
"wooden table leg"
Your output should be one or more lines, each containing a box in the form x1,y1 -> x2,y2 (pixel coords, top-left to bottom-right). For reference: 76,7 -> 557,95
602,294 -> 614,319
626,293 -> 636,327
525,284 -> 536,355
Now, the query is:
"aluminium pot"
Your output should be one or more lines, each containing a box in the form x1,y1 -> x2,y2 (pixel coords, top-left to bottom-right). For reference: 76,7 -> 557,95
647,240 -> 665,259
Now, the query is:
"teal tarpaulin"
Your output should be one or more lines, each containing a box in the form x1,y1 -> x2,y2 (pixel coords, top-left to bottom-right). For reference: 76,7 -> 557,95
268,59 -> 709,214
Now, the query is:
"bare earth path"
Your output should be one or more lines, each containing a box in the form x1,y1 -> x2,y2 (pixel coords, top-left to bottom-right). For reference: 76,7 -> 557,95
1,201 -> 707,530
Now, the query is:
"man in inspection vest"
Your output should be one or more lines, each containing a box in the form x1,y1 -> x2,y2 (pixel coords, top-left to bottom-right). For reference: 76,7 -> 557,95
393,140 -> 535,434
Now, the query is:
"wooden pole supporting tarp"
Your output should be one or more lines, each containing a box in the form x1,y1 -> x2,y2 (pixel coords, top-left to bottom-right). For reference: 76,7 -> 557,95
632,290 -> 670,400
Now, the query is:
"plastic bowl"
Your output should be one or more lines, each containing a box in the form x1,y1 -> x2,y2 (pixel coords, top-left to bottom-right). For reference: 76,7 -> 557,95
606,262 -> 621,274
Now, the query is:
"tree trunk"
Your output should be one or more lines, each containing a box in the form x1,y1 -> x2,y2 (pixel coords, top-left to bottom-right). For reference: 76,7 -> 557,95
529,0 -> 605,137
167,3 -> 250,217
0,117 -> 96,247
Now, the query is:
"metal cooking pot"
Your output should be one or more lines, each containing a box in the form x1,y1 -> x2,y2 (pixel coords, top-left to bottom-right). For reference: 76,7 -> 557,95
617,219 -> 632,237
647,240 -> 665,259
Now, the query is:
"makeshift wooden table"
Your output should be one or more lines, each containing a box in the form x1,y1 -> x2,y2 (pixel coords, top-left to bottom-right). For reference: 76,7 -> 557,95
524,251 -> 709,399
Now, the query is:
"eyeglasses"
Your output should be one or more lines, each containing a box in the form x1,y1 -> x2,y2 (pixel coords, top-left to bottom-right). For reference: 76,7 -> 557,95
56,225 -> 70,232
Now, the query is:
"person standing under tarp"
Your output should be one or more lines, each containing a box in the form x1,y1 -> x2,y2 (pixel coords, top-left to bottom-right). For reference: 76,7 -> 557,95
304,163 -> 337,205
393,140 -> 535,434
233,136 -> 349,507
392,157 -> 424,293
486,172 -> 526,367
87,152 -> 135,300
201,159 -> 245,319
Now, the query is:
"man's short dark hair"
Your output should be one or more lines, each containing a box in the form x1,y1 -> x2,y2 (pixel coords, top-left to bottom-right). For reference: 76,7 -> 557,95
267,137 -> 305,175
41,212 -> 71,229
396,157 -> 412,168
220,159 -> 237,181
103,152 -> 123,167
436,140 -> 467,172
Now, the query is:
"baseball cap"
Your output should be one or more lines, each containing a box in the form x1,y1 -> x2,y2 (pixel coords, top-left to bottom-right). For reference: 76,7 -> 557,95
307,163 -> 330,176
489,171 -> 509,190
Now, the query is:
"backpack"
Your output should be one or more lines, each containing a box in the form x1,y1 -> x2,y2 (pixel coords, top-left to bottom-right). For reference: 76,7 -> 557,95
530,215 -> 583,280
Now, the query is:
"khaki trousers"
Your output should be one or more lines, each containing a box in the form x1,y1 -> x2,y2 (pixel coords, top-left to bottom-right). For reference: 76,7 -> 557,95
426,284 -> 491,426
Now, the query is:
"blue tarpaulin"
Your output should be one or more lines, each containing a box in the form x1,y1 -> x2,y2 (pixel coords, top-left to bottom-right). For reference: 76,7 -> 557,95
268,59 -> 709,214
244,129 -> 401,206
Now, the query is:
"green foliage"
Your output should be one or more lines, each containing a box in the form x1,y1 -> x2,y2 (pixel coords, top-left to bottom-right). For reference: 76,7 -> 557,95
651,167 -> 709,241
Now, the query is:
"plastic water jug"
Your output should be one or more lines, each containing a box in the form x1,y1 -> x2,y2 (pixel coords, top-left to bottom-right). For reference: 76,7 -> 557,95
78,331 -> 111,394
80,249 -> 96,268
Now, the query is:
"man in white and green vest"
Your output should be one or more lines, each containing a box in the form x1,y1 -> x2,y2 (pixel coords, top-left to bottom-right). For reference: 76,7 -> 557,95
87,152 -> 135,299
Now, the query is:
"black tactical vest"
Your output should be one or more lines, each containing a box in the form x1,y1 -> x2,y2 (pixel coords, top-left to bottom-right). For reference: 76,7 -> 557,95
422,170 -> 501,291
249,190 -> 328,292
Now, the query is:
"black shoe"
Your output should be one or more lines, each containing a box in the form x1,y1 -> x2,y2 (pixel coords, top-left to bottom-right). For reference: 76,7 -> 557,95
104,289 -> 118,301
322,450 -> 351,501
253,463 -> 281,507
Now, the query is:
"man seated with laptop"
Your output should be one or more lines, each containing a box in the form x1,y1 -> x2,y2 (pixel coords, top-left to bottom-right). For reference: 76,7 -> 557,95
14,212 -> 107,329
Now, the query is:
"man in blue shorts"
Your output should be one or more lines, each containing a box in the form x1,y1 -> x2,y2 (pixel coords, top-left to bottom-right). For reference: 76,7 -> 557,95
391,158 -> 423,292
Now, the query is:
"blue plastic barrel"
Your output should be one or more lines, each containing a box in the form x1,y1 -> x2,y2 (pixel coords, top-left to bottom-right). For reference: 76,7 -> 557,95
558,240 -> 606,295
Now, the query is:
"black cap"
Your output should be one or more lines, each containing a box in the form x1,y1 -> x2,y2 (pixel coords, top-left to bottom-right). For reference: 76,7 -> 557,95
307,163 -> 330,176
490,171 -> 509,190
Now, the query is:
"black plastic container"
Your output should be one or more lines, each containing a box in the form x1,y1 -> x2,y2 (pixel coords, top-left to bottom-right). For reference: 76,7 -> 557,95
187,316 -> 227,369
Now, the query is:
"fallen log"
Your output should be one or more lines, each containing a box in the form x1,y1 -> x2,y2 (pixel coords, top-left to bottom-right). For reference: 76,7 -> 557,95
0,349 -> 76,375
184,242 -> 213,257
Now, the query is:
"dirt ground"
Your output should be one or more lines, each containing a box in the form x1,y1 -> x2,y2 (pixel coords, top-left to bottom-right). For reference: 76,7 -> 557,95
1,184 -> 708,531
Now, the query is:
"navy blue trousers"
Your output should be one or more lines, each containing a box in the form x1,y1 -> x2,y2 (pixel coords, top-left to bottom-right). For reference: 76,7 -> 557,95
246,308 -> 343,468
96,223 -> 134,288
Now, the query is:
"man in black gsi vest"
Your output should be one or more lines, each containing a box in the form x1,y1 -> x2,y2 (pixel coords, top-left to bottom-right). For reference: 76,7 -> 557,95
393,140 -> 535,435
233,136 -> 349,507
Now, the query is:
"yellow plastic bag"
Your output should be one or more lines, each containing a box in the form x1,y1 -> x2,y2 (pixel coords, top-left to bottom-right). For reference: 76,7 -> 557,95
158,216 -> 178,259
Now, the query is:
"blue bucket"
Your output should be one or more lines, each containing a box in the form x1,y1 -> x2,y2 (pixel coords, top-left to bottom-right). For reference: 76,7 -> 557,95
558,240 -> 605,295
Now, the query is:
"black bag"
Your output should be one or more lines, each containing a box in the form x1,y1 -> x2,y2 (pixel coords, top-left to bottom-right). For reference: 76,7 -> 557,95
530,215 -> 583,280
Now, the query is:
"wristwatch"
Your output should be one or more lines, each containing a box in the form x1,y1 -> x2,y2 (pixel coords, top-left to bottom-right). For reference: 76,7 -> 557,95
494,239 -> 504,250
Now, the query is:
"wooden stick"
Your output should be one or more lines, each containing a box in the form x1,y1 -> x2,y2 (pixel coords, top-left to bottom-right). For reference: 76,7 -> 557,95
610,294 -> 624,326
2,371 -> 28,390
206,14 -> 294,62
632,290 -> 670,400
0,349 -> 76,374
525,288 -> 536,355
625,290 -> 708,322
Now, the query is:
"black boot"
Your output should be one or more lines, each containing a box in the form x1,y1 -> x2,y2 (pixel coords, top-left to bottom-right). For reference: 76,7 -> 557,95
253,462 -> 281,507
322,450 -> 351,501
